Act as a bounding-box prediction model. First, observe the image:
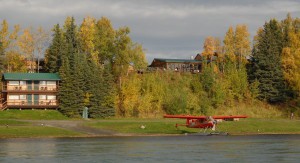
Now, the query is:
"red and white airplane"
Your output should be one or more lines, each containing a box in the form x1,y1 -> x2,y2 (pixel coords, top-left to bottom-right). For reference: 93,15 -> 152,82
164,114 -> 248,131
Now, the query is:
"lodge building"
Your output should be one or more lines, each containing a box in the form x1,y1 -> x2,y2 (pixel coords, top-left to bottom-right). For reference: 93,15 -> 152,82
148,53 -> 218,73
0,73 -> 60,110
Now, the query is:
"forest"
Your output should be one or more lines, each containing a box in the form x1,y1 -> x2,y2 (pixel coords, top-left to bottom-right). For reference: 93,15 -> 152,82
0,14 -> 299,118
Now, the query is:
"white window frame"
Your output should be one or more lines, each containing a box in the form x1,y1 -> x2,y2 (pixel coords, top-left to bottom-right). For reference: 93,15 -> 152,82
20,81 -> 26,85
8,95 -> 19,100
47,95 -> 56,100
9,81 -> 19,86
39,95 -> 47,100
19,95 -> 26,100
40,81 -> 46,85
47,81 -> 56,85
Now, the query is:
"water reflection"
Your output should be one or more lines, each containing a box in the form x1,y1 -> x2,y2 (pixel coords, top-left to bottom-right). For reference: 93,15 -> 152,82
0,135 -> 300,163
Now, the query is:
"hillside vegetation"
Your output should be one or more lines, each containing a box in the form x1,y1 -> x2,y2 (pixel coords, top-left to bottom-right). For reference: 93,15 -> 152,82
0,14 -> 299,118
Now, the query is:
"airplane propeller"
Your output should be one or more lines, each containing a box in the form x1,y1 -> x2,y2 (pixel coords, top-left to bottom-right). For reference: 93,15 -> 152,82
208,116 -> 218,131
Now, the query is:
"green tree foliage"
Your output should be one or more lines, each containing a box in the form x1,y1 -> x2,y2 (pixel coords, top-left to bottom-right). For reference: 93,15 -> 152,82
45,24 -> 64,72
94,17 -> 115,64
249,19 -> 287,103
44,16 -> 147,118
116,72 -> 208,117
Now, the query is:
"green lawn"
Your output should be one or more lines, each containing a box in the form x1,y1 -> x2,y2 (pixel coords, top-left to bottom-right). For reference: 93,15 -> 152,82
85,118 -> 300,135
0,110 -> 68,120
218,118 -> 300,134
0,119 -> 29,125
1,109 -> 299,137
84,119 -> 199,134
0,126 -> 83,138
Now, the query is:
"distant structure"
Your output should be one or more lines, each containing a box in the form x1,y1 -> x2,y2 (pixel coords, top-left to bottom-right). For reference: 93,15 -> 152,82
148,53 -> 216,73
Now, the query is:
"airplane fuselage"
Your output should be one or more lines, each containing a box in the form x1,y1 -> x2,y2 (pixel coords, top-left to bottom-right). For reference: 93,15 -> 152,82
186,119 -> 214,128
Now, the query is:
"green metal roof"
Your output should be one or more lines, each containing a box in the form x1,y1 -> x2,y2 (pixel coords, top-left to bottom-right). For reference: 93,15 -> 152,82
154,58 -> 202,63
2,73 -> 61,81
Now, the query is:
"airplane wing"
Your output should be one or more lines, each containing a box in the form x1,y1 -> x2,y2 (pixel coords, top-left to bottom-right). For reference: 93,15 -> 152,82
164,114 -> 247,120
212,115 -> 248,119
163,114 -> 207,119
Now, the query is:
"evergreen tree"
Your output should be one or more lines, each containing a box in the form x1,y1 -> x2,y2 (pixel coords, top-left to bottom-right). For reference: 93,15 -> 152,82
99,64 -> 116,116
45,24 -> 64,72
250,19 -> 287,103
72,52 -> 85,112
58,57 -> 78,117
64,17 -> 80,69
58,17 -> 82,117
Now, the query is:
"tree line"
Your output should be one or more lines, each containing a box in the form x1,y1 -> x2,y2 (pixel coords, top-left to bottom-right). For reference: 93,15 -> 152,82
0,16 -> 147,118
117,14 -> 300,117
0,14 -> 299,118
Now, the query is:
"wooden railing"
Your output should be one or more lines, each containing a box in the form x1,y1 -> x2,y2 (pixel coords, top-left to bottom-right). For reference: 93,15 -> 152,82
7,100 -> 58,108
2,85 -> 58,92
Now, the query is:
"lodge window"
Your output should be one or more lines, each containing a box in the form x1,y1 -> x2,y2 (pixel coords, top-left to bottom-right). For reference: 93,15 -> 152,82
20,81 -> 26,85
8,95 -> 19,100
47,95 -> 56,100
40,95 -> 47,100
40,81 -> 56,85
39,95 -> 56,100
47,81 -> 56,85
40,81 -> 46,85
8,95 -> 27,100
20,95 -> 26,100
9,81 -> 19,85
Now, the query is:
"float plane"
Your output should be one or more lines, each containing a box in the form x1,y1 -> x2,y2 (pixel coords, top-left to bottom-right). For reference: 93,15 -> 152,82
164,114 -> 248,135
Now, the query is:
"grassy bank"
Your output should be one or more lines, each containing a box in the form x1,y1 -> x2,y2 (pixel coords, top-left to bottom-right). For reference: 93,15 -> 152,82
0,126 -> 83,138
1,110 -> 299,137
84,118 -> 300,135
0,110 -> 68,120
0,110 -> 82,138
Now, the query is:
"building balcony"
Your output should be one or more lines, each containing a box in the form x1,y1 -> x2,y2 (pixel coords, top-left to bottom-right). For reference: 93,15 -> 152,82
2,85 -> 58,93
6,100 -> 58,109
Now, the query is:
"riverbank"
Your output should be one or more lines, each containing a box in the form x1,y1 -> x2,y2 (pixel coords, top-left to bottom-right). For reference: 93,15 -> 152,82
0,110 -> 299,138
1,118 -> 300,138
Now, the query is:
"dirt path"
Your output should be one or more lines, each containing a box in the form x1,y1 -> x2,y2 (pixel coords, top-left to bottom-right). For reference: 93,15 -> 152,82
22,120 -> 117,136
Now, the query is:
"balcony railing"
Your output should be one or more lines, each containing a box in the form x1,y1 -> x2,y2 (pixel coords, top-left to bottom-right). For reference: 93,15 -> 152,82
7,100 -> 58,108
2,85 -> 58,92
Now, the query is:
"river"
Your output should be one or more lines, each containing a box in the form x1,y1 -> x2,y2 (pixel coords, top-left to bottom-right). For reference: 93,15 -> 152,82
0,135 -> 300,163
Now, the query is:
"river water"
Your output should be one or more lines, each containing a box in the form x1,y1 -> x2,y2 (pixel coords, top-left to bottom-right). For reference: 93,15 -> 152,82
0,135 -> 300,163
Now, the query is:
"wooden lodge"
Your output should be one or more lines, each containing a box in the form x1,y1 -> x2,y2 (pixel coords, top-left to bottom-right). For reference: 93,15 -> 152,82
148,58 -> 202,73
0,73 -> 60,110
148,53 -> 219,73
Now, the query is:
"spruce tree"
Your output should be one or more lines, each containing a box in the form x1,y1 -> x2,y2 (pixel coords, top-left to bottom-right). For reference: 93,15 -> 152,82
45,24 -> 64,72
64,17 -> 80,70
58,58 -> 77,116
99,64 -> 115,117
58,17 -> 83,117
250,19 -> 287,103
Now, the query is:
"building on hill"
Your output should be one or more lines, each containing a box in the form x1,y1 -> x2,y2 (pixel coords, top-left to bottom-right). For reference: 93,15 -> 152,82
148,57 -> 203,73
148,53 -> 219,73
0,73 -> 60,110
